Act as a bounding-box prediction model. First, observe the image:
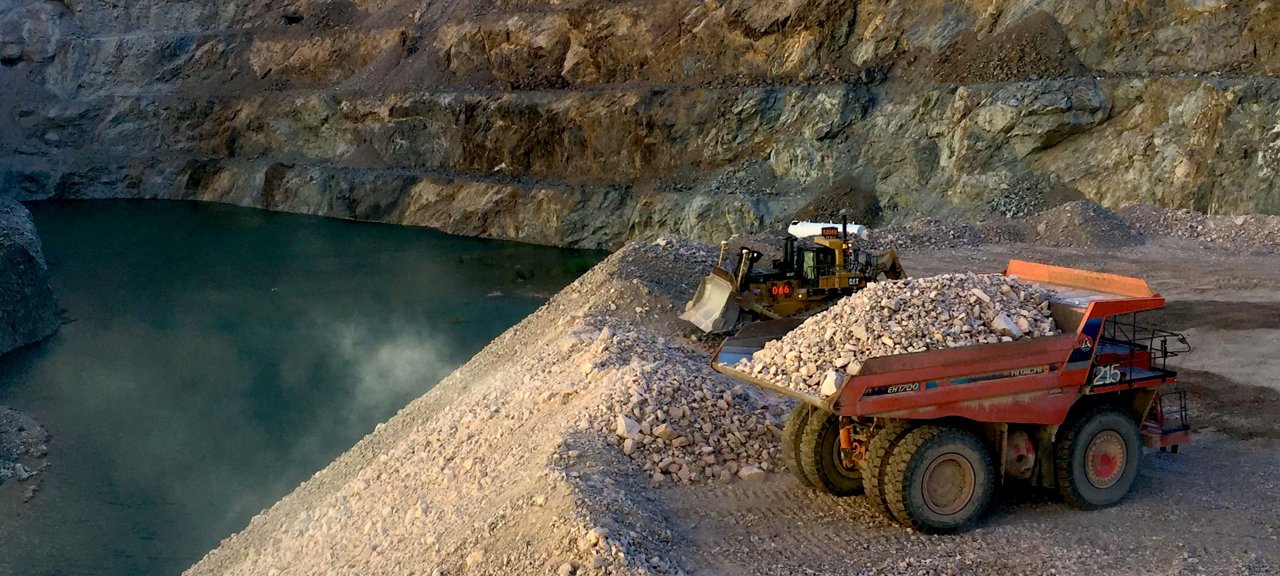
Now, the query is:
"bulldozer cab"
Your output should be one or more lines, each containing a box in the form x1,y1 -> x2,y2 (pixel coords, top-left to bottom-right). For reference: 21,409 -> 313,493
798,245 -> 838,288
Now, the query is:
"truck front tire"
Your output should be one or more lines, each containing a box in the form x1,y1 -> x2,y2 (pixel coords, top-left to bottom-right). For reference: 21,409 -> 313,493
1055,406 -> 1141,510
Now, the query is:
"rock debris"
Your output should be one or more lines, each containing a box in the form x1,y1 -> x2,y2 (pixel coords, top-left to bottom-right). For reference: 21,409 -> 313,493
734,274 -> 1059,397
183,234 -> 1280,576
589,325 -> 784,486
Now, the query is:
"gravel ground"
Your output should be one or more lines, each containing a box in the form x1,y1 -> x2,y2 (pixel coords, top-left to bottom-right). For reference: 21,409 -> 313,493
1117,205 -> 1280,255
661,430 -> 1279,575
0,406 -> 48,502
187,223 -> 1280,576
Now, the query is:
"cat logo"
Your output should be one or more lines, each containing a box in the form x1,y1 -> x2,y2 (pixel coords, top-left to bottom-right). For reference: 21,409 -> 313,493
886,382 -> 922,394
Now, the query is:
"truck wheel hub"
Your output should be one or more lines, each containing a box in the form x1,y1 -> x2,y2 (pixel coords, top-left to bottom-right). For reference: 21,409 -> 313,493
922,453 -> 975,516
832,443 -> 860,479
1085,430 -> 1125,488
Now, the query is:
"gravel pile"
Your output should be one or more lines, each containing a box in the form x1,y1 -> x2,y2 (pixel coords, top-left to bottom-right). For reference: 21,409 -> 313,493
1118,204 -> 1280,254
1028,200 -> 1144,248
590,326 -> 782,486
734,273 -> 1058,397
0,406 -> 49,502
862,218 -> 986,251
185,236 -> 784,576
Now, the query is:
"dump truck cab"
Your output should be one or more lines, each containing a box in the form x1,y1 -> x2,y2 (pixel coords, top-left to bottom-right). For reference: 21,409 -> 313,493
711,260 -> 1190,533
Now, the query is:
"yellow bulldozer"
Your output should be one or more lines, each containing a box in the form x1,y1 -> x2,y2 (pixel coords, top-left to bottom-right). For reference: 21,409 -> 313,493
681,220 -> 905,334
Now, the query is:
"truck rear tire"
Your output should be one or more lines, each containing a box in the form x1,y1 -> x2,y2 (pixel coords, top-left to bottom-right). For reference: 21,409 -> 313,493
862,420 -> 911,519
1055,406 -> 1141,510
884,425 -> 995,533
799,410 -> 863,496
781,403 -> 817,489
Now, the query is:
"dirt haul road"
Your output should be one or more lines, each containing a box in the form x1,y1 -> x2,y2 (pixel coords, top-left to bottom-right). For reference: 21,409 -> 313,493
187,234 -> 1280,576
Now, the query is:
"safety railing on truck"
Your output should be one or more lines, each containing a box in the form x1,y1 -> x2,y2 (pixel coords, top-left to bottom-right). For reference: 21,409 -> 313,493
1090,312 -> 1191,391
1098,312 -> 1193,450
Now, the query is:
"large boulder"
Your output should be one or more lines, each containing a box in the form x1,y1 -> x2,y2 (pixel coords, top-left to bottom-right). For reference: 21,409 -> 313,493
0,197 -> 59,356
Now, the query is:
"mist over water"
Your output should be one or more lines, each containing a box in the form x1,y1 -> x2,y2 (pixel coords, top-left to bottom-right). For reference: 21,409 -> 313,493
0,201 -> 603,576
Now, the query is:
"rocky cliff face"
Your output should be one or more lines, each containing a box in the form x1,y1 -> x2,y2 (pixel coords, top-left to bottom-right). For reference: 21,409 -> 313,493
0,197 -> 59,356
1,0 -> 1278,248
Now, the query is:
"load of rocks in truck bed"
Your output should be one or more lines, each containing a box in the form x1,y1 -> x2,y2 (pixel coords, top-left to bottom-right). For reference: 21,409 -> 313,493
733,273 -> 1059,397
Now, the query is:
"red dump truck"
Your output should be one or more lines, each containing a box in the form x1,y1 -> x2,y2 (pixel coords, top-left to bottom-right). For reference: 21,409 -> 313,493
711,260 -> 1190,533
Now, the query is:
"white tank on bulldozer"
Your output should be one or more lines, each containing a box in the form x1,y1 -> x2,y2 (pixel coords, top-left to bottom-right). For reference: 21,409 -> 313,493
787,220 -> 868,240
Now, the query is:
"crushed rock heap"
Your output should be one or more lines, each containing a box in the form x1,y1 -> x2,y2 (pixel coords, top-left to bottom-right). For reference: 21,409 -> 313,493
185,236 -> 789,576
588,326 -> 783,487
735,273 -> 1059,397
0,406 -> 50,502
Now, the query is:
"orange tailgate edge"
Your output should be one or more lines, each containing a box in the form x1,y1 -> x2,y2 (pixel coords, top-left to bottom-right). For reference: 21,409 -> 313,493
1005,260 -> 1154,298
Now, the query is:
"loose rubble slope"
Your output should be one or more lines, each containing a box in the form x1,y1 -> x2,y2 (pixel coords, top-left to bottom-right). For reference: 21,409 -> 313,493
735,273 -> 1058,397
187,233 -> 1280,575
186,237 -> 788,576
0,406 -> 49,501
1028,200 -> 1145,249
843,202 -> 1277,254
1119,204 -> 1280,255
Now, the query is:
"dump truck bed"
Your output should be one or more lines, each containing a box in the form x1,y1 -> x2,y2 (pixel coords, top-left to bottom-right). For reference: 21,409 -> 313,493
710,260 -> 1170,425
712,319 -> 1078,418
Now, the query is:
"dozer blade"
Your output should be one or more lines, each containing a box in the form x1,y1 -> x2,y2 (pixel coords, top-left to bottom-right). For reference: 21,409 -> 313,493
680,267 -> 742,334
